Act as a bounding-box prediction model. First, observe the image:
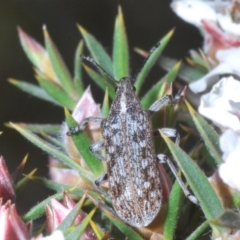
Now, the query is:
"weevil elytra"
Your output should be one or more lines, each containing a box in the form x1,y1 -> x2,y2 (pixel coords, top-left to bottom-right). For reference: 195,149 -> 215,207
67,45 -> 197,227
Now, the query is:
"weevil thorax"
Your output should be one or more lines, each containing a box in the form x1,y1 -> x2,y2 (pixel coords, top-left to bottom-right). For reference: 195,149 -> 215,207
110,77 -> 141,113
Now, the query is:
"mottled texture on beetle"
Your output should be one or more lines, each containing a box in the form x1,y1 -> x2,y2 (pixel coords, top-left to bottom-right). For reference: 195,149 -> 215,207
101,77 -> 162,227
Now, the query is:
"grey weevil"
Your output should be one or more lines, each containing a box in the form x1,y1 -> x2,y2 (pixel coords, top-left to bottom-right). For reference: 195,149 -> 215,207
67,44 -> 197,227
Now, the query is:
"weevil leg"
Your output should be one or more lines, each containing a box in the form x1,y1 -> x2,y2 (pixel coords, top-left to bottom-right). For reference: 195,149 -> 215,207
149,95 -> 173,113
160,128 -> 180,145
90,141 -> 107,161
148,90 -> 183,115
67,117 -> 103,136
157,127 -> 198,204
157,153 -> 198,205
153,127 -> 180,145
95,173 -> 111,199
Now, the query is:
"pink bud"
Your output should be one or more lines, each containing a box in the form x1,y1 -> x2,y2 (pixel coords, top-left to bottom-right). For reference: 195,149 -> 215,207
0,156 -> 15,203
0,200 -> 30,240
45,193 -> 96,240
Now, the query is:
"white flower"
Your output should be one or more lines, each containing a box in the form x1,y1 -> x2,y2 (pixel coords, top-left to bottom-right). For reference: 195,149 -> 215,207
220,129 -> 240,161
217,13 -> 240,36
171,0 -> 216,28
189,47 -> 240,93
198,76 -> 240,131
171,0 -> 240,61
219,129 -> 240,191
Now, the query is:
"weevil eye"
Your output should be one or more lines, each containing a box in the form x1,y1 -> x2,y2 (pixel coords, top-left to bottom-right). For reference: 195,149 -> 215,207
133,86 -> 136,92
115,87 -> 118,92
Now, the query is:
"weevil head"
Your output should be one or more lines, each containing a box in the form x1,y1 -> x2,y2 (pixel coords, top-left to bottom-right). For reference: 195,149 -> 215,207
111,77 -> 142,113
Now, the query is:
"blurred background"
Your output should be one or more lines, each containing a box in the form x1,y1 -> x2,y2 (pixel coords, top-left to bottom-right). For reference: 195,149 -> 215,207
0,0 -> 202,214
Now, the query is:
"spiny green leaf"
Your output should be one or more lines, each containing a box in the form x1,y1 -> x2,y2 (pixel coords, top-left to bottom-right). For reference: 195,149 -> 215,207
23,192 -> 64,221
78,25 -> 113,76
10,123 -> 93,182
36,77 -> 76,110
163,181 -> 184,239
30,177 -> 100,199
58,194 -> 87,233
5,123 -> 61,134
113,6 -> 129,79
141,61 -> 181,108
15,169 -> 37,193
83,64 -> 115,99
188,49 -> 209,70
159,56 -> 206,84
74,40 -> 85,95
65,109 -> 104,176
8,79 -> 60,106
40,132 -> 64,149
102,88 -> 110,117
17,27 -> 48,72
186,221 -> 209,240
185,100 -> 222,165
65,208 -> 96,240
135,29 -> 174,94
160,131 -> 224,234
43,26 -> 76,95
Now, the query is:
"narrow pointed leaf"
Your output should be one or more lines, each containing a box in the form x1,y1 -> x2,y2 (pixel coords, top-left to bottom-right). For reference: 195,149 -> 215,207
65,109 -> 104,176
15,169 -> 37,193
33,177 -> 78,192
102,88 -> 110,117
8,79 -> 60,106
78,25 -> 113,75
186,221 -> 209,240
37,77 -> 76,110
40,133 -> 64,149
113,6 -> 129,79
12,154 -> 28,184
6,123 -> 61,134
141,61 -> 181,108
74,40 -> 85,95
58,194 -> 87,232
65,208 -> 96,240
83,65 -> 115,99
43,26 -> 75,94
159,56 -> 206,83
135,29 -> 174,93
163,181 -> 184,239
189,49 -> 209,70
160,131 -> 224,232
23,192 -> 64,221
89,220 -> 104,240
10,123 -> 93,182
30,177 -> 100,199
185,100 -> 222,165
17,27 -> 50,73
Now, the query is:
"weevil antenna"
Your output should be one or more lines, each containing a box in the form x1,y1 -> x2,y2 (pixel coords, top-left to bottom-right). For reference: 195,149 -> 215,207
134,42 -> 161,83
81,55 -> 118,85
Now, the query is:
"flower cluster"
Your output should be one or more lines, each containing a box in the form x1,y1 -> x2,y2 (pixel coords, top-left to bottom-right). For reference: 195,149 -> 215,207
0,156 -> 64,239
172,0 -> 240,192
0,156 -> 98,240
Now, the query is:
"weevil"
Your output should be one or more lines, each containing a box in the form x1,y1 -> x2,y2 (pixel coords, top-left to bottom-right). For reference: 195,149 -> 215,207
67,45 -> 197,227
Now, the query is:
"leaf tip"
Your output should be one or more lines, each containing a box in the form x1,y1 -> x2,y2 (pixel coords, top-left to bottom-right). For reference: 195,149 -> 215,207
166,28 -> 175,39
77,25 -> 86,35
8,78 -> 16,84
117,5 -> 123,21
